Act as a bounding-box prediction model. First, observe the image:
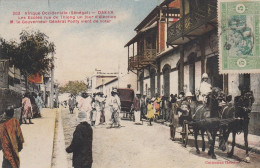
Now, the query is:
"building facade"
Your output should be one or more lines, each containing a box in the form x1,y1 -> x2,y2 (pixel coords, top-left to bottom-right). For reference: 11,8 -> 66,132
125,0 -> 260,135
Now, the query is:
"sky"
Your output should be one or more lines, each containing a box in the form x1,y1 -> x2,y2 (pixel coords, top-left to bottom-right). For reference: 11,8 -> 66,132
0,0 -> 164,84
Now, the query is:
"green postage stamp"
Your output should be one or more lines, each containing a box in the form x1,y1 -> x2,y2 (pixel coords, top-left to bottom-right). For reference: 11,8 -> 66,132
218,0 -> 260,73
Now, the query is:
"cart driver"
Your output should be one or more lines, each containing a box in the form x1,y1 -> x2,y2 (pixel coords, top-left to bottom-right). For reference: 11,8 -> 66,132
196,73 -> 212,103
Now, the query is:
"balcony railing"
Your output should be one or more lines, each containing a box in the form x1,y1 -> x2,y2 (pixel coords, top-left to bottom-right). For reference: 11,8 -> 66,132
167,0 -> 217,44
129,49 -> 156,70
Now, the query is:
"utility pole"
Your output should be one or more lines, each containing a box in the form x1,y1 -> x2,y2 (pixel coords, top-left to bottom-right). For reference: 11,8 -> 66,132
50,51 -> 54,108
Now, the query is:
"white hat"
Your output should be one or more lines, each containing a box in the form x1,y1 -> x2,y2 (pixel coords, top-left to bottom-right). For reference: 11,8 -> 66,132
186,92 -> 193,97
77,111 -> 89,123
202,73 -> 208,79
112,88 -> 118,93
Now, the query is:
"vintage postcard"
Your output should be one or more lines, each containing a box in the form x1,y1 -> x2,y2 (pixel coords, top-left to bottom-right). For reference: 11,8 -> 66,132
0,0 -> 260,168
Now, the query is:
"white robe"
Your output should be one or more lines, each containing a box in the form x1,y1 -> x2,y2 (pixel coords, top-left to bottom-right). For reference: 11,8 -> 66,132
198,81 -> 212,102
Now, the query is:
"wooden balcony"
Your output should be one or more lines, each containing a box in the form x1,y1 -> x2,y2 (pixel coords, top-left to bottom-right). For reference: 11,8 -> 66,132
167,0 -> 217,45
128,49 -> 156,70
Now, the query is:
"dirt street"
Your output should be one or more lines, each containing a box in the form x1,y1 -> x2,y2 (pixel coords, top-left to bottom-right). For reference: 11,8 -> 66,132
60,107 -> 260,168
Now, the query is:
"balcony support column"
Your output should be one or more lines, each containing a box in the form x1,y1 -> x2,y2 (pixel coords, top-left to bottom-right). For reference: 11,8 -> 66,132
156,60 -> 161,95
200,35 -> 206,74
128,46 -> 129,72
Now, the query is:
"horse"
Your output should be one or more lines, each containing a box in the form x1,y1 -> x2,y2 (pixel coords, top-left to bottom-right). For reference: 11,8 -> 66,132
191,87 -> 222,159
221,90 -> 254,162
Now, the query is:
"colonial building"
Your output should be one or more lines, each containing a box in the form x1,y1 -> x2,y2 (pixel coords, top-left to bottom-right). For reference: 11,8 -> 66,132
87,69 -> 118,94
125,0 -> 180,98
125,0 -> 260,135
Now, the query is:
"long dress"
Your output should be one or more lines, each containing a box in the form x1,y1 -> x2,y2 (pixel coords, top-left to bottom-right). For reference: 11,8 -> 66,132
36,96 -> 43,114
109,95 -> 121,126
22,97 -> 33,119
146,104 -> 155,119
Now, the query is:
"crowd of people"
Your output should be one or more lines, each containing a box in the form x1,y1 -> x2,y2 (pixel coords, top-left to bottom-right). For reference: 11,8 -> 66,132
65,88 -> 121,128
130,73 -> 212,129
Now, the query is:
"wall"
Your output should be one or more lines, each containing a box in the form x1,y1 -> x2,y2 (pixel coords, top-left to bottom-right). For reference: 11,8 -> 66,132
0,88 -> 22,115
170,71 -> 178,94
160,50 -> 180,95
0,60 -> 9,88
119,72 -> 137,92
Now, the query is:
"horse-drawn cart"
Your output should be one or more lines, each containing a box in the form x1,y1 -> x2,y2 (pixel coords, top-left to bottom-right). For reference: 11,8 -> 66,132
117,88 -> 135,120
173,88 -> 254,160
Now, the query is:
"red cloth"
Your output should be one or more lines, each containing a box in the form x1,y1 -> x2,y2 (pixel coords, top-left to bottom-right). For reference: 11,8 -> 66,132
28,73 -> 43,84
0,118 -> 24,168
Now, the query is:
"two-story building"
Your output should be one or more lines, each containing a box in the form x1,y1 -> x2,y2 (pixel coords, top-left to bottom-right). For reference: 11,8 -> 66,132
125,0 -> 180,98
125,0 -> 260,135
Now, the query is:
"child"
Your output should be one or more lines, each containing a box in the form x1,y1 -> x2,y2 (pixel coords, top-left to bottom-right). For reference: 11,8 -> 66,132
146,98 -> 155,126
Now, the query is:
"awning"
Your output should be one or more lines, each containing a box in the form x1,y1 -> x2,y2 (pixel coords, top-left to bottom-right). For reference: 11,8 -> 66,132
140,22 -> 157,33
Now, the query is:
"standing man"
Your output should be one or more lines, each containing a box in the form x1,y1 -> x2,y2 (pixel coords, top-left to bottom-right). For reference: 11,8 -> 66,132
90,94 -> 97,126
35,93 -> 43,117
66,111 -> 93,168
170,94 -> 178,141
68,94 -> 77,114
109,88 -> 121,128
94,92 -> 106,126
0,106 -> 24,168
140,94 -> 147,120
78,92 -> 92,123
99,93 -> 106,124
133,91 -> 142,124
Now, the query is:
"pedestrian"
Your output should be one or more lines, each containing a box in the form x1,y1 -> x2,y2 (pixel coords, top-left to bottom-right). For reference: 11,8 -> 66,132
90,93 -> 97,126
66,110 -> 93,168
35,93 -> 43,117
94,92 -> 106,126
78,92 -> 92,123
30,92 -> 38,118
109,88 -> 121,128
140,94 -> 147,120
169,94 -> 178,141
153,94 -> 161,121
22,92 -> 34,124
0,106 -> 24,168
146,98 -> 155,126
161,96 -> 170,121
133,91 -> 142,125
68,94 -> 77,114
100,94 -> 106,124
